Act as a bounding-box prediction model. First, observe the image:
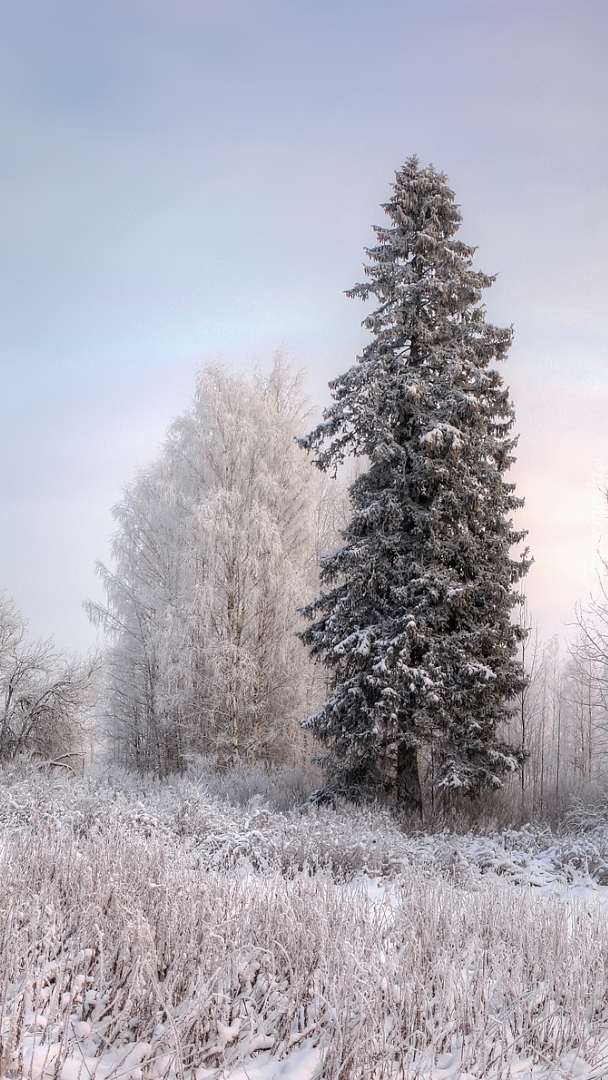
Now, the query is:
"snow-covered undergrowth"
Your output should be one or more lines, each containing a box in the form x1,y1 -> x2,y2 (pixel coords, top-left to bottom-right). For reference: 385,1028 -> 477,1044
4,767 -> 608,1079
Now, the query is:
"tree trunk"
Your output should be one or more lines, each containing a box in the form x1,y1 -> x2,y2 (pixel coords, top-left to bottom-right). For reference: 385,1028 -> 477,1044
396,742 -> 422,815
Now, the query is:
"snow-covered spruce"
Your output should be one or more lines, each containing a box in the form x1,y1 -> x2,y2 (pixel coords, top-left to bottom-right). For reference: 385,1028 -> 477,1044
300,157 -> 530,808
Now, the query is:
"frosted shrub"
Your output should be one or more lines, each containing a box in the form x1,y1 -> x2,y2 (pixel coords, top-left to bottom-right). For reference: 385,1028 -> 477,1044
184,755 -> 324,812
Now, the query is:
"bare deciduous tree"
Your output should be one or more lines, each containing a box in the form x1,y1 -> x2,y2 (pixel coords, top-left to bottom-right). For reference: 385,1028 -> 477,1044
0,594 -> 96,763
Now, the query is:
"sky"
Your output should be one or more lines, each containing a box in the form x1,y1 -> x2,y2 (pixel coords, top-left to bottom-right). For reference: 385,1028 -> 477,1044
0,0 -> 607,652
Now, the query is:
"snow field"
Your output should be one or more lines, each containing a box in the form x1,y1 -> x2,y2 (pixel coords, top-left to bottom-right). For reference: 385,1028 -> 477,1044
4,769 -> 608,1078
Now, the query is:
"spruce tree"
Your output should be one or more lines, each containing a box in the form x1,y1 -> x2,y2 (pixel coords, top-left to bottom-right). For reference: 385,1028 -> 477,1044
300,157 -> 529,809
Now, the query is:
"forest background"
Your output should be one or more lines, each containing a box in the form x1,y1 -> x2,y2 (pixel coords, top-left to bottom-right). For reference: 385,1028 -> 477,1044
0,1 -> 607,818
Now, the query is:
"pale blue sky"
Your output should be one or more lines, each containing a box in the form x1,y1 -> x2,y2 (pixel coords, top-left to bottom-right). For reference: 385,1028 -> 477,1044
0,0 -> 606,648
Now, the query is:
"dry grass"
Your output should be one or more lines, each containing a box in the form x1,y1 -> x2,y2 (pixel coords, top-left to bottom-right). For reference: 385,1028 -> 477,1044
3,767 -> 608,1079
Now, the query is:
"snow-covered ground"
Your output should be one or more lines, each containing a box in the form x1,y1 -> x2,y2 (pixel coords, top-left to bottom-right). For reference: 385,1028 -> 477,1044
4,765 -> 608,1079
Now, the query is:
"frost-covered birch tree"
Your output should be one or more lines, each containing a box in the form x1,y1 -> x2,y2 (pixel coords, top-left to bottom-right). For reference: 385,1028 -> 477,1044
300,158 -> 529,809
90,355 -> 322,775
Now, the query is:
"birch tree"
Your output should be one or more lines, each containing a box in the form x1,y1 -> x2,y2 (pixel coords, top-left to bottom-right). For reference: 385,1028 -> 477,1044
90,355 -> 322,775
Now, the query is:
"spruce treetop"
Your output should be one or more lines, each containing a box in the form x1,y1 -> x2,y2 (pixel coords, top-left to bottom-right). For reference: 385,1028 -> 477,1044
304,156 -> 514,472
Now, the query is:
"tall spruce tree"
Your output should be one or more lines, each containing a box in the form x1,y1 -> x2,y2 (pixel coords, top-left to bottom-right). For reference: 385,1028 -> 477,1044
300,157 -> 529,809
